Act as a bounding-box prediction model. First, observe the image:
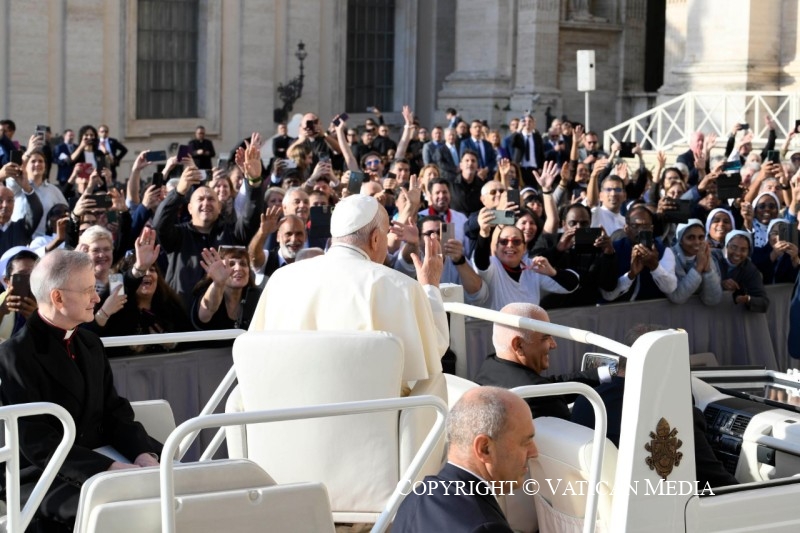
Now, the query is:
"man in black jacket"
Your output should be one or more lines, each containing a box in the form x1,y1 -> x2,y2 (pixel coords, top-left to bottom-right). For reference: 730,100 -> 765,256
475,302 -> 614,419
152,160 -> 263,309
0,250 -> 162,531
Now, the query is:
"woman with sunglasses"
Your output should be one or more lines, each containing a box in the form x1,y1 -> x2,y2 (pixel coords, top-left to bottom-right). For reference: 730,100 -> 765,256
472,206 -> 579,311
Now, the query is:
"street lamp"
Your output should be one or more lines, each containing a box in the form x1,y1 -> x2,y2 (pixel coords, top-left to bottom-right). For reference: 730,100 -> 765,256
274,42 -> 308,124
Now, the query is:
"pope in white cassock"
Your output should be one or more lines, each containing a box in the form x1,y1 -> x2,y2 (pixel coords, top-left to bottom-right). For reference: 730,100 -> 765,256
249,194 -> 450,387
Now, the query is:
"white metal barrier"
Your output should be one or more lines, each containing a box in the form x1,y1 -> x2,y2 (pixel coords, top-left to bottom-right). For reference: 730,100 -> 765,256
514,383 -> 609,533
100,329 -> 244,348
158,395 -> 448,533
0,403 -> 76,532
603,91 -> 800,151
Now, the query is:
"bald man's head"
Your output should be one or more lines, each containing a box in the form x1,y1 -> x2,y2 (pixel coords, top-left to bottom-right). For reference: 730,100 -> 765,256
446,386 -> 538,485
493,303 -> 556,374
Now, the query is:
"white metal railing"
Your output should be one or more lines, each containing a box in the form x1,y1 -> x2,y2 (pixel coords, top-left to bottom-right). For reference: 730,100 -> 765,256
158,395 -> 448,533
443,301 -> 632,359
604,91 -> 800,151
100,329 -> 244,347
514,383 -> 608,533
1,403 -> 75,532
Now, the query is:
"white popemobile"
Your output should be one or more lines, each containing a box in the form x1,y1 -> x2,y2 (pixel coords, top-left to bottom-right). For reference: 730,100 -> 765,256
2,296 -> 800,532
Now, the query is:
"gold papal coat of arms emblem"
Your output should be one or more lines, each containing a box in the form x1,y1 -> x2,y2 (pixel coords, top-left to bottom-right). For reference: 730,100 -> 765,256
645,417 -> 683,479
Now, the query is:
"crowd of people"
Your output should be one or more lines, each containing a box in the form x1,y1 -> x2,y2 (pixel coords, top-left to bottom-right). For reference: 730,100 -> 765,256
1,108 -> 799,352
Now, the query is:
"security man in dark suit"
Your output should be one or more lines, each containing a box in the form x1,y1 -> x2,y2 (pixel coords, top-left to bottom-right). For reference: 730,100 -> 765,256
392,386 -> 538,533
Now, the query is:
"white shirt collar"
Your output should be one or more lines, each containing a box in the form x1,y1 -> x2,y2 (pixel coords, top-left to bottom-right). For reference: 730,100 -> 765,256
329,243 -> 371,261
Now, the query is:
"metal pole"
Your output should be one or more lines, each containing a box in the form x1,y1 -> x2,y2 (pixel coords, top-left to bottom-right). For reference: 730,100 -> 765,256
585,92 -> 590,132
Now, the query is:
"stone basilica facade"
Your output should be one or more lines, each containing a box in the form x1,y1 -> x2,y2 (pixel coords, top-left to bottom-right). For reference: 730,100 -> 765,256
2,0 -> 800,160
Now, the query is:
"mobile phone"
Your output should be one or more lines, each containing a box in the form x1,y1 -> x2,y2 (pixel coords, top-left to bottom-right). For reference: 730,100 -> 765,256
636,230 -> 654,249
662,198 -> 692,224
106,210 -> 118,224
716,173 -> 743,201
198,169 -> 209,183
619,142 -> 635,158
305,120 -> 315,130
795,119 -> 800,134
177,145 -> 191,160
573,227 -> 602,254
95,155 -> 106,171
109,273 -> 124,295
766,150 -> 781,164
490,209 -> 516,225
87,194 -> 113,209
283,158 -> 298,170
77,163 -> 93,180
332,113 -> 349,126
387,171 -> 397,180
318,154 -> 330,163
440,222 -> 455,243
779,222 -> 799,245
144,150 -> 167,163
151,171 -> 164,188
740,123 -> 750,130
35,125 -> 48,138
9,273 -> 31,299
309,205 -> 333,240
217,156 -> 229,168
10,150 -> 22,166
506,189 -> 520,206
348,171 -> 366,194
721,160 -> 742,172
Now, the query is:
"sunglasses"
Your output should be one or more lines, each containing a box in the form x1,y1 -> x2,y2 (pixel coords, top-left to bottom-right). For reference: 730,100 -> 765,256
487,189 -> 506,196
498,238 -> 523,246
365,160 -> 381,167
602,187 -> 623,193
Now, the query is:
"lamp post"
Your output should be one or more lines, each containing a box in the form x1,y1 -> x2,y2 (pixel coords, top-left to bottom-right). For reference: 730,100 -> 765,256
274,42 -> 308,124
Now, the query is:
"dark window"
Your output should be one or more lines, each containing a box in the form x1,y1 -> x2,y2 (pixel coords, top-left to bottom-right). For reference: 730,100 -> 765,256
346,0 -> 395,113
137,0 -> 199,119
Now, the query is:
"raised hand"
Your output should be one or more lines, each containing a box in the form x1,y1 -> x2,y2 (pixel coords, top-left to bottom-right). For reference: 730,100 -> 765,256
411,233 -> 443,287
200,248 -> 231,286
533,160 -> 559,191
134,226 -> 161,271
529,256 -> 556,277
258,206 -> 282,235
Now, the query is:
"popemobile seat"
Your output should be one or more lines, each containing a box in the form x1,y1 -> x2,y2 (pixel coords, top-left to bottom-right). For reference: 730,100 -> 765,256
73,459 -> 334,533
527,416 -> 619,533
225,330 -> 449,524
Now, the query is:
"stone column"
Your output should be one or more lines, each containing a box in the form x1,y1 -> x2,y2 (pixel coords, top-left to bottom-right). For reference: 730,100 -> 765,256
669,0 -> 782,91
437,0 -> 514,124
508,0 -> 562,121
659,0 -> 688,97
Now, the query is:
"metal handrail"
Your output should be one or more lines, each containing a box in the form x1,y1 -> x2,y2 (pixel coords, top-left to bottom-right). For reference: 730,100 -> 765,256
513,383 -> 608,533
1,403 -> 76,532
604,91 -> 800,151
158,395 -> 448,533
100,329 -> 244,347
443,302 -> 632,359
